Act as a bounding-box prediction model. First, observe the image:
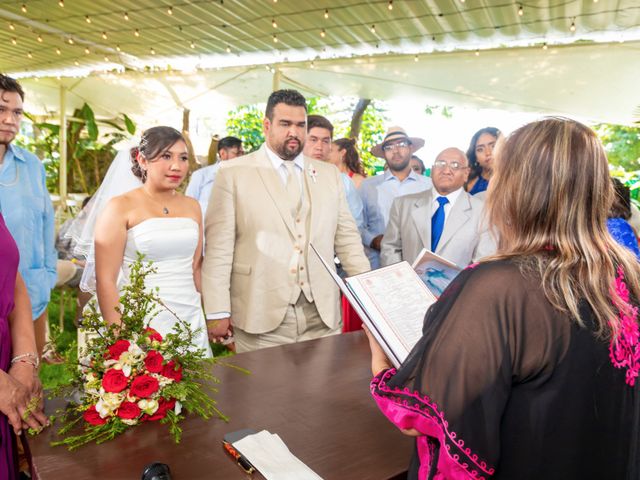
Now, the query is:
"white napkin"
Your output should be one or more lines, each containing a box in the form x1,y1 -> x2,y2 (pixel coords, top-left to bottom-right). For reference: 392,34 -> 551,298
233,430 -> 323,480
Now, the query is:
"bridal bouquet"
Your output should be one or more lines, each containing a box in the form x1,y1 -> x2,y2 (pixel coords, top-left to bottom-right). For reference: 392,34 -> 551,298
51,255 -> 228,450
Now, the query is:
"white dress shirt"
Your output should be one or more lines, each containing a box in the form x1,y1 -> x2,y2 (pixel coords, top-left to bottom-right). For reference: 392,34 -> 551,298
431,187 -> 464,223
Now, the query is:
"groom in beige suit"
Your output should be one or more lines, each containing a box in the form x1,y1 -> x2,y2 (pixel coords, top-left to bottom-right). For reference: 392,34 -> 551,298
202,90 -> 370,352
381,147 -> 495,268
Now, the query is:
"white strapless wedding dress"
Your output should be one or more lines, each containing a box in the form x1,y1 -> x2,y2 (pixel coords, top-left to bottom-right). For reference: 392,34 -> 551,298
121,217 -> 212,357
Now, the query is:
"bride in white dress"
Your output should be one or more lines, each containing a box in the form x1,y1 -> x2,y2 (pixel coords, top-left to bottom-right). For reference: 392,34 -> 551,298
74,127 -> 212,357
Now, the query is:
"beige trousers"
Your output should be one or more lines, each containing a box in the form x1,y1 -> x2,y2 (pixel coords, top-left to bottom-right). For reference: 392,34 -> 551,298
234,294 -> 340,353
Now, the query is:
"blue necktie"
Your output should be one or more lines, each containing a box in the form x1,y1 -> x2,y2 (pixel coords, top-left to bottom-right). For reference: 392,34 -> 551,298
431,196 -> 449,251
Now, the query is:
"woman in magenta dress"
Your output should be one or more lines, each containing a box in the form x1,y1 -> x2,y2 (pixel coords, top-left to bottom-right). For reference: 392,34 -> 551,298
0,213 -> 48,479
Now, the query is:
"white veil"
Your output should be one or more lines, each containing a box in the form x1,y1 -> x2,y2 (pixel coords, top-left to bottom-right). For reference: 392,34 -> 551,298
65,139 -> 142,292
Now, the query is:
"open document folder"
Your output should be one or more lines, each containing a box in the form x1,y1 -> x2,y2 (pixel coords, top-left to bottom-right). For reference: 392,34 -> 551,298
311,244 -> 436,367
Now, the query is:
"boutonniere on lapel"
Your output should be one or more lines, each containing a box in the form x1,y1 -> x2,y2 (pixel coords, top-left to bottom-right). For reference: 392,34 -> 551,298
308,165 -> 318,183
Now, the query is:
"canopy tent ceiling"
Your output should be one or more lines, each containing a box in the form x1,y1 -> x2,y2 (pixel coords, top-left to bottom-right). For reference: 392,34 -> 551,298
1,0 -> 639,126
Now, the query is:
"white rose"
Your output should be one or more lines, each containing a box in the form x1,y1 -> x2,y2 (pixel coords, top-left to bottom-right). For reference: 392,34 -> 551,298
138,398 -> 159,415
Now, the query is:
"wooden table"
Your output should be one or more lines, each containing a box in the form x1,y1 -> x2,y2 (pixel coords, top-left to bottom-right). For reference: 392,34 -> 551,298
29,331 -> 412,479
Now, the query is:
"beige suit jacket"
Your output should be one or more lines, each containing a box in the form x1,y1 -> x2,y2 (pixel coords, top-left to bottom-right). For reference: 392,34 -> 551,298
202,145 -> 370,334
380,188 -> 496,267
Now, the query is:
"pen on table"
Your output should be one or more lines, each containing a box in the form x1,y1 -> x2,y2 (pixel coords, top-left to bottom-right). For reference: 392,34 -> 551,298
223,440 -> 256,474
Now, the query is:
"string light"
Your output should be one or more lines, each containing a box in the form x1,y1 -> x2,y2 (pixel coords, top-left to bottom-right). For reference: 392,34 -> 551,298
226,45 -> 231,53
74,60 -> 80,66
190,40 -> 196,48
272,18 -> 277,28
150,47 -> 156,54
58,0 -> 64,7
134,29 -> 140,37
9,23 -> 15,31
272,33 -> 278,43
56,47 -> 61,55
84,47 -> 90,54
320,28 -> 326,38
324,9 -> 329,19
85,15 -> 91,24
11,37 -> 17,45
310,60 -> 315,68
518,4 -> 523,16
104,55 -> 109,61
37,35 -> 42,42
123,11 -> 129,21
21,4 -> 27,13
570,19 -> 576,32
167,6 -> 173,15
102,31 -> 108,40
475,49 -> 480,56
67,38 -> 74,44
388,1 -> 393,11
370,24 -> 376,33
116,44 -> 121,52
27,51 -> 32,58
542,42 -> 548,50
414,54 -> 419,62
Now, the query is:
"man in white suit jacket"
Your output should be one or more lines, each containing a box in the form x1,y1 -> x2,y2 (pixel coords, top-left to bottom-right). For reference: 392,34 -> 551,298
202,90 -> 370,352
381,147 -> 495,267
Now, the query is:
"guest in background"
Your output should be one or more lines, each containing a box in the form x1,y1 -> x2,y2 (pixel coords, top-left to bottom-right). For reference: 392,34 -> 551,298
0,74 -> 56,361
367,118 -> 640,479
185,136 -> 244,215
465,126 -> 500,195
607,178 -> 640,260
0,213 -> 48,480
304,115 -> 364,230
359,126 -> 432,268
381,147 -> 494,267
329,138 -> 367,188
409,155 -> 426,175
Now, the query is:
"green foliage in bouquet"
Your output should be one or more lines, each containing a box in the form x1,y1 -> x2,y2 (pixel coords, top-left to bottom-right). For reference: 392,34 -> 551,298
49,253 -> 229,450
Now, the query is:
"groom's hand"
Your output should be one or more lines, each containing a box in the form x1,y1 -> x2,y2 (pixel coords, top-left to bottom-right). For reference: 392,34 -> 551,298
207,317 -> 232,343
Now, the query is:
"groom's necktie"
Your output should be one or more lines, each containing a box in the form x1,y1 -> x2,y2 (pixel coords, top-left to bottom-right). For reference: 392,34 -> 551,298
431,196 -> 449,251
284,161 -> 301,216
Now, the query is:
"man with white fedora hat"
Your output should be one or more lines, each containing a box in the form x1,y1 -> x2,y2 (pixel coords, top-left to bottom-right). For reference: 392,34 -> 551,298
359,126 -> 432,269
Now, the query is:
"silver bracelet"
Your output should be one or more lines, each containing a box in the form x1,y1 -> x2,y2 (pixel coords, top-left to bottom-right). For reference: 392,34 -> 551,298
11,352 -> 40,369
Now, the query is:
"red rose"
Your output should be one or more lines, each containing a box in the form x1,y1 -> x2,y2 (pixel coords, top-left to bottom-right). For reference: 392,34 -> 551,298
144,350 -> 164,374
102,368 -> 128,393
117,401 -> 141,420
83,405 -> 107,426
129,374 -> 159,398
145,398 -> 176,422
162,360 -> 183,382
145,327 -> 163,342
106,339 -> 130,360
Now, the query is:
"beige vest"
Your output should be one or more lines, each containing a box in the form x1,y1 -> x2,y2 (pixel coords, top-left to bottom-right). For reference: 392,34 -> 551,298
287,179 -> 313,304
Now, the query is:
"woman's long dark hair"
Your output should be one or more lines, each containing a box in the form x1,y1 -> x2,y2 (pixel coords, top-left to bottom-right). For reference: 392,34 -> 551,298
334,138 -> 366,176
466,127 -> 500,182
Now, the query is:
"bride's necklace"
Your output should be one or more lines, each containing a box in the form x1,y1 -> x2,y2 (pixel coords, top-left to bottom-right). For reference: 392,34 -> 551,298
142,187 -> 175,215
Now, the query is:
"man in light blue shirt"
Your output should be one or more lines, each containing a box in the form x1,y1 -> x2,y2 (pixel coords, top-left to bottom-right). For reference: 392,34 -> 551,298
359,126 -> 432,268
303,114 -> 364,230
185,136 -> 244,215
0,74 -> 57,358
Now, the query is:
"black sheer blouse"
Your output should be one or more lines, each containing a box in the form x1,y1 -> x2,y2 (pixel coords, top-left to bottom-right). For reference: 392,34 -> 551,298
371,259 -> 640,480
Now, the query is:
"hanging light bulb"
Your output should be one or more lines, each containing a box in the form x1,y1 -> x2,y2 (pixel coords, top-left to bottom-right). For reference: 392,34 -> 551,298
518,5 -> 523,16
310,60 -> 315,68
542,42 -> 548,50
27,51 -> 32,58
84,47 -> 90,54
67,37 -> 74,44
123,11 -> 129,21
324,9 -> 329,19
475,49 -> 480,56
272,18 -> 277,28
150,47 -> 156,54
272,34 -> 278,43
190,40 -> 196,48
388,1 -> 393,10
414,54 -> 418,62
21,4 -> 27,13
9,23 -> 15,31
55,47 -> 61,55
226,45 -> 231,53
74,60 -> 80,66
102,31 -> 108,40
104,55 -> 109,61
85,15 -> 91,23
58,0 -> 64,7
167,6 -> 173,15
570,19 -> 576,32
320,28 -> 326,38
116,44 -> 121,52
37,34 -> 42,42
134,28 -> 140,37
11,37 -> 17,45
